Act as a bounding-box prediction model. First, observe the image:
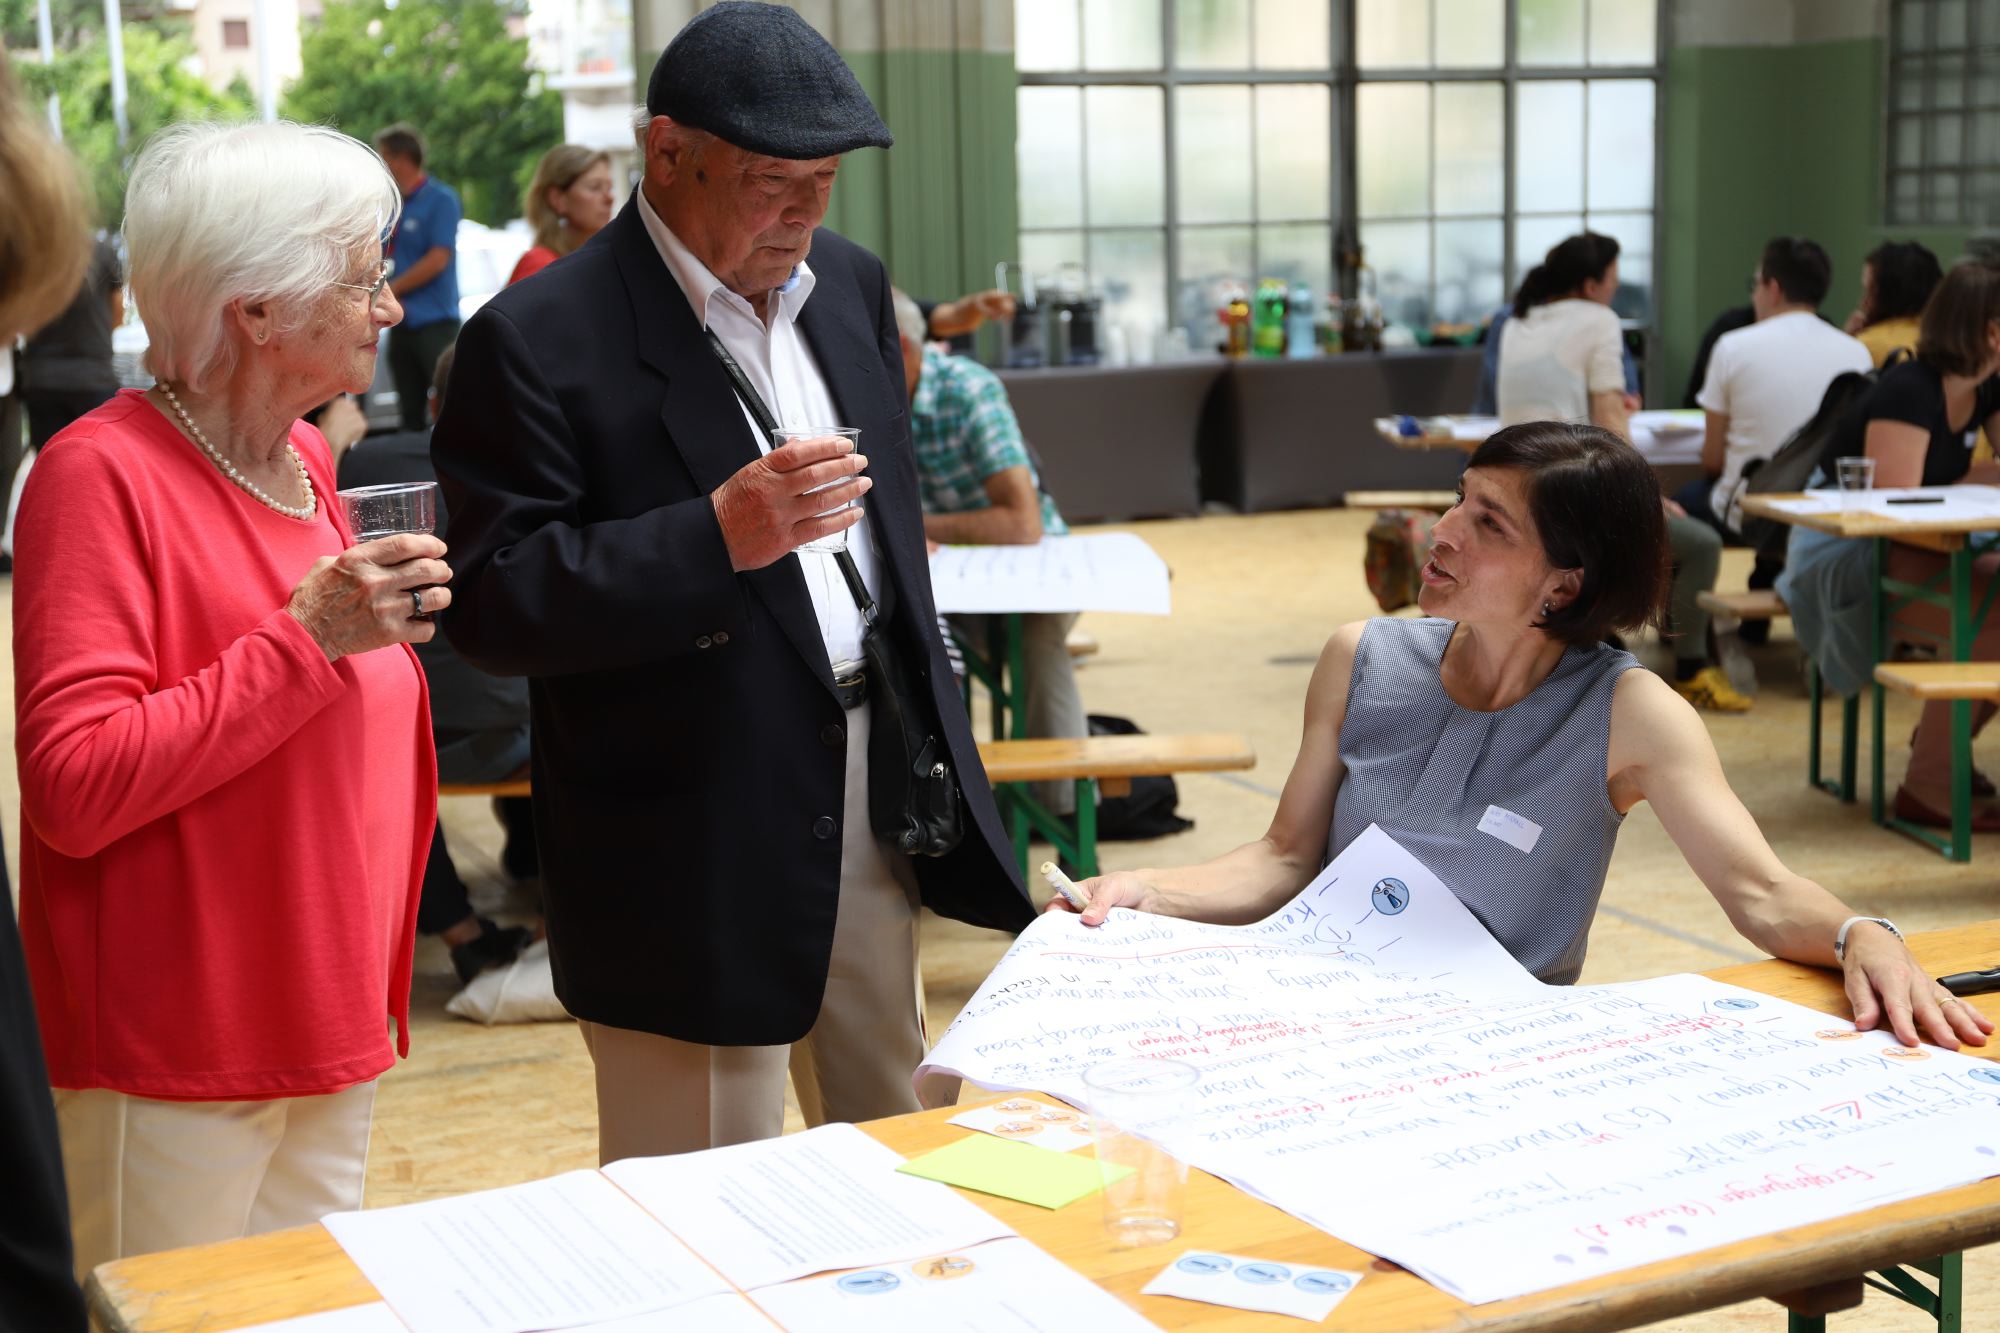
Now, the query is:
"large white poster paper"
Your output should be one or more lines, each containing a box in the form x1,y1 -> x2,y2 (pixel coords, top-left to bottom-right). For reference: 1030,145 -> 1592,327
918,826 -> 2000,1304
927,534 -> 1171,616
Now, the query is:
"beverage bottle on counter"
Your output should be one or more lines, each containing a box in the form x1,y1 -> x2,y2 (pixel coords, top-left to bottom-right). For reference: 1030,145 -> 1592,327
1286,282 -> 1316,359
1221,289 -> 1252,357
1251,279 -> 1286,358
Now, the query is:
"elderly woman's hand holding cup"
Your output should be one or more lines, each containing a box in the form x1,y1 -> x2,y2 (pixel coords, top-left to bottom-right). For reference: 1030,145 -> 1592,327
286,531 -> 453,660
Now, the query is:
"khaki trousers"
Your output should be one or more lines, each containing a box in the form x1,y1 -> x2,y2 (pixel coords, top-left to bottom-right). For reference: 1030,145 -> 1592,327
55,1079 -> 376,1286
580,701 -> 928,1164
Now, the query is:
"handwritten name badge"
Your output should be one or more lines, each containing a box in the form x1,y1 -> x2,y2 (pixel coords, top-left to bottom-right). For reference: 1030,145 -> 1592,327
1476,804 -> 1542,854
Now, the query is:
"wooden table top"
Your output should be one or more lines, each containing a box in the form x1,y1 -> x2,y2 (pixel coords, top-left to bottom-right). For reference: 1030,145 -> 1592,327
1742,491 -> 2000,551
90,922 -> 2000,1333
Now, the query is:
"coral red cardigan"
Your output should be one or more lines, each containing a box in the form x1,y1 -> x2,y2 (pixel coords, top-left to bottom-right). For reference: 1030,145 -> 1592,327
14,391 -> 432,1100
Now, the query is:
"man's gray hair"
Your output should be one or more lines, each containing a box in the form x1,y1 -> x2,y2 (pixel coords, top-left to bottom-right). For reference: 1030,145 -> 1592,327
125,121 -> 400,394
890,286 -> 926,348
634,107 -> 715,164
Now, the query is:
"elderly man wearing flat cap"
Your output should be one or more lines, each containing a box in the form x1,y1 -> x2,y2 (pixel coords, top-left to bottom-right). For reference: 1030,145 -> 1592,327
432,1 -> 1031,1161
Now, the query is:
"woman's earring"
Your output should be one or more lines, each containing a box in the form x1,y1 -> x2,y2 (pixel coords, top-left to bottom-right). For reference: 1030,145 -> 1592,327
1542,601 -> 1552,617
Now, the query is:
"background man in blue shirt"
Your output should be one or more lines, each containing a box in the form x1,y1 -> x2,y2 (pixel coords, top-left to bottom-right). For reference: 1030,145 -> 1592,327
374,124 -> 461,430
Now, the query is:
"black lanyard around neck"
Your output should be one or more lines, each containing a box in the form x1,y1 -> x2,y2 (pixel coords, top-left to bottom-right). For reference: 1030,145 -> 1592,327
704,330 -> 877,627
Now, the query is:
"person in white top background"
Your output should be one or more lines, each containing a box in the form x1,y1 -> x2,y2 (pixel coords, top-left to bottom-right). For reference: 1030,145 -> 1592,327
1495,233 -> 1749,713
1684,237 -> 1872,592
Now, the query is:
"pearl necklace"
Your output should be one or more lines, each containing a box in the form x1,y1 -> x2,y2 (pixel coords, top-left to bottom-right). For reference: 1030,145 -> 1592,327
156,381 -> 317,521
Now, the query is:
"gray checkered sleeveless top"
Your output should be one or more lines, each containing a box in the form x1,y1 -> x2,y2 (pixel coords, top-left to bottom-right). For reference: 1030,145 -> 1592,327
1328,617 -> 1641,984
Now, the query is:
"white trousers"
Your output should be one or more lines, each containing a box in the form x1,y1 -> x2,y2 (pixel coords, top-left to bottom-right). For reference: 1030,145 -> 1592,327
56,1080 -> 376,1287
580,701 -> 929,1164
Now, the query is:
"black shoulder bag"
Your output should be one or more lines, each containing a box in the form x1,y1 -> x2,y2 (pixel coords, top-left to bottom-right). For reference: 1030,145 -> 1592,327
704,331 -> 965,857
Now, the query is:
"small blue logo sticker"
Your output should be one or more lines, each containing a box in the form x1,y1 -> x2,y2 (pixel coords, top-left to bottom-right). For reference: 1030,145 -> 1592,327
1968,1066 -> 2000,1085
836,1271 -> 900,1294
1293,1270 -> 1351,1294
1713,998 -> 1759,1011
1237,1262 -> 1292,1285
1176,1253 -> 1234,1274
1371,878 -> 1409,915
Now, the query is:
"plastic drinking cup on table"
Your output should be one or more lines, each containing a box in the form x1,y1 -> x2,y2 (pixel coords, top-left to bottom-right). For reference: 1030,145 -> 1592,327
1083,1057 -> 1199,1247
1836,456 -> 1875,509
774,426 -> 862,553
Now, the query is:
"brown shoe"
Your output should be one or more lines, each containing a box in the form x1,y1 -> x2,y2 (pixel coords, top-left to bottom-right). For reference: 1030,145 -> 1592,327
1892,785 -> 2000,832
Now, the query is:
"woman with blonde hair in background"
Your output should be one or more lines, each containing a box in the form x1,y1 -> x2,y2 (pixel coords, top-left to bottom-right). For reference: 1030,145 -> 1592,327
0,48 -> 92,1331
508,144 -> 616,284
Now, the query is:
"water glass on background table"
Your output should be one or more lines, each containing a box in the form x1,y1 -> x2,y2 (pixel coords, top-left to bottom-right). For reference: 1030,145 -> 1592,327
775,426 -> 861,553
1836,456 -> 1875,509
337,481 -> 438,541
1083,1057 -> 1199,1247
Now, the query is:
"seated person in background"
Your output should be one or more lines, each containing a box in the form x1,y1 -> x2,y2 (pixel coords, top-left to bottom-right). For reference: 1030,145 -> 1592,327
1474,302 -> 1636,419
919,287 -> 1016,340
1495,233 -> 1747,712
1055,423 -> 1988,1053
892,286 -> 1085,816
1680,303 -> 1756,409
338,344 -> 536,982
1847,240 -> 1945,366
1685,237 -> 1871,569
1780,258 -> 2000,831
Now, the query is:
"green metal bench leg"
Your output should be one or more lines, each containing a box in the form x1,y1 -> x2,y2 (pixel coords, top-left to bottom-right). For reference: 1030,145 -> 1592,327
1786,1316 -> 1826,1333
1806,660 -> 1859,803
1074,779 -> 1098,879
1861,1253 -> 1962,1331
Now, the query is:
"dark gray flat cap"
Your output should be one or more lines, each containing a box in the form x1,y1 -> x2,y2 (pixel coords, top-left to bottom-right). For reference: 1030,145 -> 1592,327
646,1 -> 893,159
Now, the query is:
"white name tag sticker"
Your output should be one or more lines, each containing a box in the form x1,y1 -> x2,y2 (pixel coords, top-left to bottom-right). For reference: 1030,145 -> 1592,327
1477,804 -> 1542,854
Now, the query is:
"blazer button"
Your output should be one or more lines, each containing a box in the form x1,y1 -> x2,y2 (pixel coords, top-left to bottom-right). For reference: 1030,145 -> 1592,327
813,815 -> 837,840
714,631 -> 730,645
696,635 -> 712,649
820,723 -> 845,748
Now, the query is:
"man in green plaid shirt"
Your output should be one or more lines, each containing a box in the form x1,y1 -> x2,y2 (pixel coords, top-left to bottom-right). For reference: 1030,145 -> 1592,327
893,288 -> 1085,814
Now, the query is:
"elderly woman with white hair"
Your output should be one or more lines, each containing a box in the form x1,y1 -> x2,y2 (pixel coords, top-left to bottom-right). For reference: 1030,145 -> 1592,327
13,120 -> 449,1277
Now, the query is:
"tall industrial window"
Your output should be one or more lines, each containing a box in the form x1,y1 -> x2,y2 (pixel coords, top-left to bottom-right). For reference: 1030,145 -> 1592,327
1886,0 -> 2000,226
1015,0 -> 1659,345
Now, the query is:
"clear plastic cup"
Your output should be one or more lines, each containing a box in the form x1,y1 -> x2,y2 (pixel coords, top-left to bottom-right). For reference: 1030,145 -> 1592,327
774,426 -> 861,553
337,480 -> 438,541
1083,1057 -> 1199,1247
1836,456 -> 1875,509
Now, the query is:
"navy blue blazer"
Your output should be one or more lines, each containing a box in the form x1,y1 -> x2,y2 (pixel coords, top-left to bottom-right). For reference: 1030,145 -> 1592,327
431,200 -> 1030,1046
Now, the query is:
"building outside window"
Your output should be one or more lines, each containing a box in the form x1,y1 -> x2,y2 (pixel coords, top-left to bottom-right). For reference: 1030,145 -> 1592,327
222,17 -> 251,49
1887,0 -> 2000,227
1015,0 -> 1659,352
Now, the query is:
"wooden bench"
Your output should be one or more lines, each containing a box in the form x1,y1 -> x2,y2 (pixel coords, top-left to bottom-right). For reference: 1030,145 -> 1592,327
1064,629 -> 1099,661
976,732 -> 1256,879
1875,661 -> 2000,700
1342,489 -> 1456,511
1695,589 -> 1788,621
439,779 -> 532,799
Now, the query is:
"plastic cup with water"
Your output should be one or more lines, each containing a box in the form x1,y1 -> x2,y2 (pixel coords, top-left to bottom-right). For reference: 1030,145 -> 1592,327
337,480 -> 438,541
1836,456 -> 1875,509
337,480 -> 439,617
1083,1057 -> 1199,1247
774,426 -> 862,553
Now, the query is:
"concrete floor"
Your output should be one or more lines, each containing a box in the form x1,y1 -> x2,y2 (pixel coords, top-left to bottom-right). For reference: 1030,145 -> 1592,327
7,507 -> 1996,1329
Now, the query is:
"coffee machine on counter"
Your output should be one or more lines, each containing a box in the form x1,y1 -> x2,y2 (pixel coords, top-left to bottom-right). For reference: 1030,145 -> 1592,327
996,262 -> 1104,368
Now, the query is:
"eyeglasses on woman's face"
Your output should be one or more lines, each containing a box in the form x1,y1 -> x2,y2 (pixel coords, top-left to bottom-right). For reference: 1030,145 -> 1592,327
332,263 -> 392,305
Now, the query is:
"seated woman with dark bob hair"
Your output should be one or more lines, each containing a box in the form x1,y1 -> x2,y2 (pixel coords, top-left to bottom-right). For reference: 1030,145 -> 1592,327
1056,422 -> 1989,1052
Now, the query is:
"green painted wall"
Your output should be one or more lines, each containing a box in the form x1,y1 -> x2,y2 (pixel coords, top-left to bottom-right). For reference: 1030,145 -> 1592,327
1661,37 -> 1883,400
833,48 -> 1016,333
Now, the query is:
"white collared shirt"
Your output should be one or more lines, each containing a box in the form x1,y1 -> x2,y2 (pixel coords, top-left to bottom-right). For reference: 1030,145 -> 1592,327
637,190 -> 881,671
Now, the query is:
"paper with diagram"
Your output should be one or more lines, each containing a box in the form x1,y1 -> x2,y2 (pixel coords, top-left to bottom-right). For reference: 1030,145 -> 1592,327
916,825 -> 2000,1304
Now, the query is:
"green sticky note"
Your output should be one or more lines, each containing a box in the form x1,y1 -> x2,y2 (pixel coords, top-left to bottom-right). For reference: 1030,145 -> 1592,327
897,1134 -> 1131,1209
